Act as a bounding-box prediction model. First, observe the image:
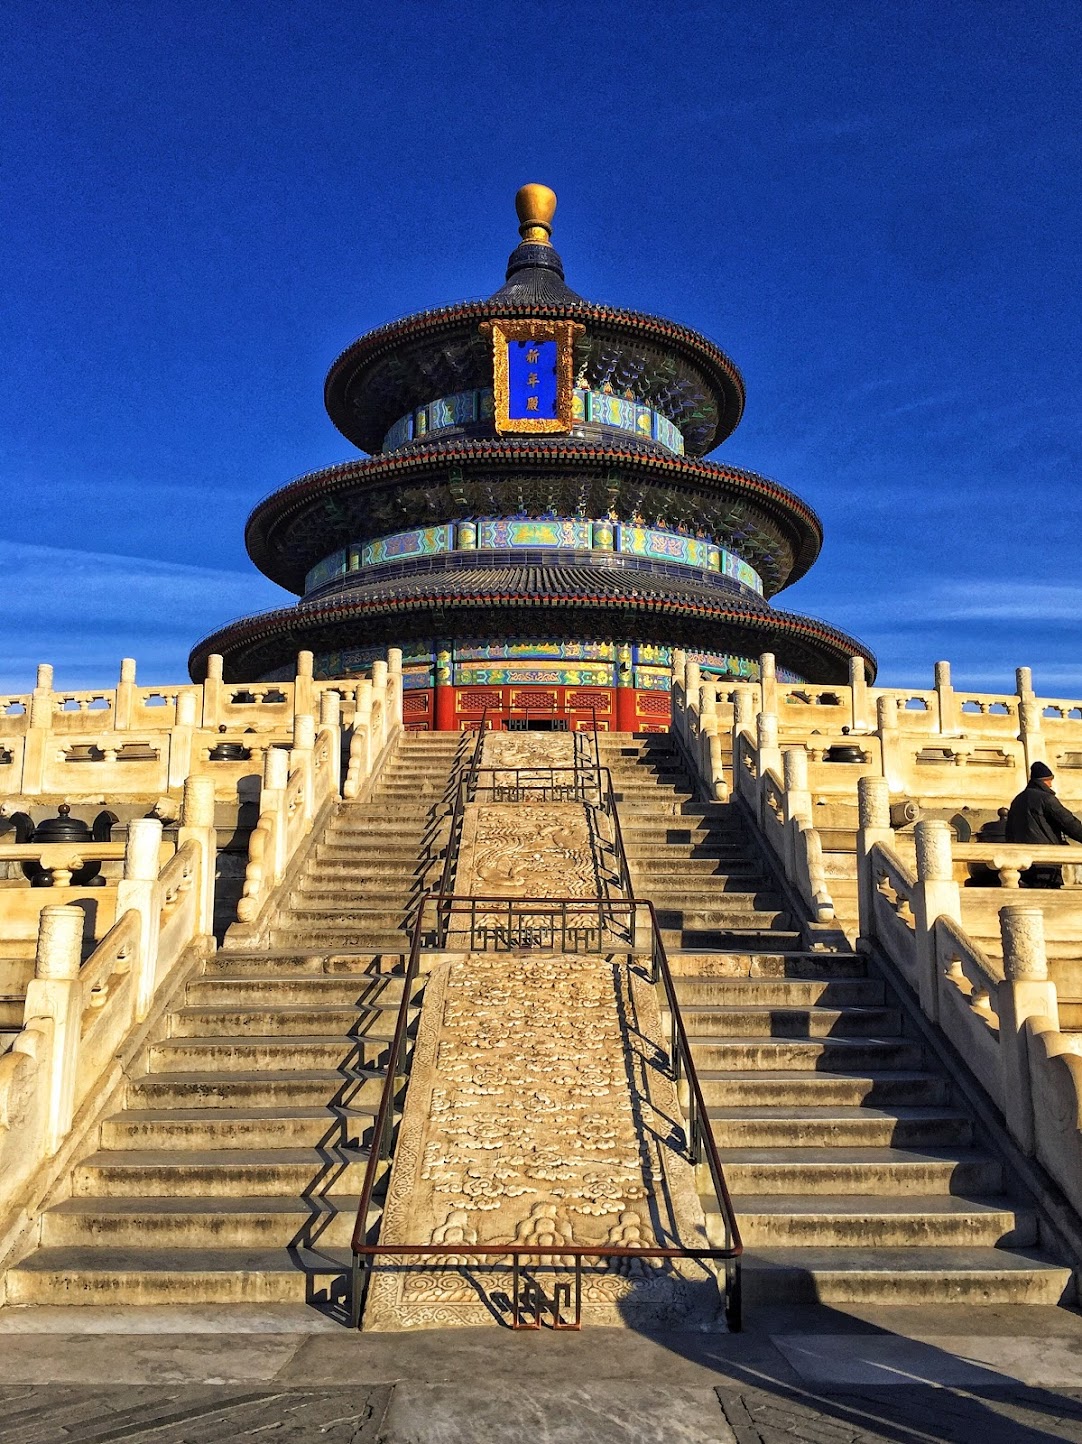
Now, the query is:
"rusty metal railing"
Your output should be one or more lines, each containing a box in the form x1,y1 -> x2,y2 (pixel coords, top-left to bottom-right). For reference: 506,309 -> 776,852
348,893 -> 742,1332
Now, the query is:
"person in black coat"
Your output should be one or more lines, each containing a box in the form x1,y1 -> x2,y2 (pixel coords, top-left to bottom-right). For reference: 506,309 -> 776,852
1005,761 -> 1082,887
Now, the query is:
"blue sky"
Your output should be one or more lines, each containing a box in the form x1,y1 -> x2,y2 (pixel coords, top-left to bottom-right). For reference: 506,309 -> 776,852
1,0 -> 1079,695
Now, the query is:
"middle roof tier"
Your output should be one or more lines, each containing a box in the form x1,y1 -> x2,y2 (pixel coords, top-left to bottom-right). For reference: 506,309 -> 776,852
245,435 -> 824,598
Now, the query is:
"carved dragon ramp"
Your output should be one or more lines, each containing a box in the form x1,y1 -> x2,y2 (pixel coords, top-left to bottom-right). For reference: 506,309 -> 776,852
363,732 -> 718,1329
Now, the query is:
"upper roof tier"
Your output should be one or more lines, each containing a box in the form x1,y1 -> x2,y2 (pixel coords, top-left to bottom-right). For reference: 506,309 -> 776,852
324,186 -> 746,458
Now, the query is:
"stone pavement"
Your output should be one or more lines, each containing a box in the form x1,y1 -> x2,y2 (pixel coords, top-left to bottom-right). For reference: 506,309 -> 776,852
2,1302 -> 1082,1441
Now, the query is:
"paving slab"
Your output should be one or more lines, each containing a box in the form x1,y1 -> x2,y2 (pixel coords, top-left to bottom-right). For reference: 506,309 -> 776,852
0,1332 -> 300,1385
774,1332 -> 1082,1389
0,1387 -> 391,1444
277,1324 -> 802,1387
377,1382 -> 734,1443
717,1383 -> 1082,1444
0,1303 -> 341,1334
2,1304 -> 1082,1442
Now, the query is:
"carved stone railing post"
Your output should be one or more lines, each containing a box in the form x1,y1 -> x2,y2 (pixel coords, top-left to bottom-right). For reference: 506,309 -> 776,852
876,694 -> 904,791
23,904 -> 84,1154
732,685 -> 755,736
294,651 -> 315,727
1019,698 -> 1046,776
1015,666 -> 1035,702
202,654 -> 224,728
386,647 -> 404,726
782,746 -> 812,825
849,654 -> 870,732
344,680 -> 374,798
114,657 -> 137,731
913,819 -> 962,1021
262,745 -> 290,878
292,714 -> 316,824
997,905 -> 1058,1155
167,687 -> 199,789
935,660 -> 956,736
856,776 -> 892,948
684,661 -> 701,737
756,711 -> 783,789
699,680 -> 718,732
670,649 -> 688,740
116,818 -> 164,1020
21,662 -> 54,796
319,691 -> 343,794
178,776 -> 216,937
759,652 -> 777,718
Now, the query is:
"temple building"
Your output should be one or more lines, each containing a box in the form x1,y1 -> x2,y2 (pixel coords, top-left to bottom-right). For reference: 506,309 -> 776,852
190,186 -> 873,731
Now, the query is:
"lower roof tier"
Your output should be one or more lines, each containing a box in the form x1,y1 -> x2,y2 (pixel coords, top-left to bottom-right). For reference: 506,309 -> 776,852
189,562 -> 874,684
244,436 -> 823,598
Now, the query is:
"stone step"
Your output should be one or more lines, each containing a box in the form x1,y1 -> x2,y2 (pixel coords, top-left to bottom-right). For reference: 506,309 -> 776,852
696,1069 -> 950,1108
272,908 -> 416,928
688,1036 -> 923,1072
672,978 -> 885,1006
71,1147 -> 379,1198
127,1068 -> 388,1110
668,953 -> 868,980
735,1247 -> 1073,1306
168,1004 -> 411,1038
314,831 -> 427,849
654,905 -> 790,929
620,824 -> 744,842
185,975 -> 420,1008
327,812 -> 437,831
203,950 -> 398,977
291,883 -> 422,903
723,1194 -> 1037,1250
149,1034 -> 395,1072
101,1104 -> 389,1152
662,928 -> 802,952
630,857 -> 762,875
645,890 -> 783,911
5,1246 -> 355,1305
318,831 -> 433,851
714,1145 -> 1002,1196
41,1195 -> 379,1250
269,930 -> 411,952
706,1105 -> 973,1149
316,843 -> 426,861
626,848 -> 752,866
297,865 -> 422,884
289,892 -> 421,914
680,1004 -> 902,1038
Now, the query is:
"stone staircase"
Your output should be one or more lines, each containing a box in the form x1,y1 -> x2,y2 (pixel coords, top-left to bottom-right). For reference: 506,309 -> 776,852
4,733 -> 463,1307
600,732 -> 1076,1308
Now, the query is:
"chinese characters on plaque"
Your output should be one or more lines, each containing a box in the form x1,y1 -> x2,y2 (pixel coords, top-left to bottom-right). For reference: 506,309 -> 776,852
487,319 -> 582,435
507,339 -> 558,419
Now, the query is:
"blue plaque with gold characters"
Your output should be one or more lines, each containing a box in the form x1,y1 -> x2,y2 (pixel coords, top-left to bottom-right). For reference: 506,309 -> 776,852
508,338 -> 558,420
485,318 -> 582,434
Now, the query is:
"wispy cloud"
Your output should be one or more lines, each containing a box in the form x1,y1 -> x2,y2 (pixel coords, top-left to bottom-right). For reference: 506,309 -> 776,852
0,541 -> 290,691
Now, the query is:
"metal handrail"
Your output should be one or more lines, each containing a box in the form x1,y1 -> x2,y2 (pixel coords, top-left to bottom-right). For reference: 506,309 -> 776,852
348,899 -> 426,1328
434,710 -> 488,941
470,765 -> 605,807
348,892 -> 742,1331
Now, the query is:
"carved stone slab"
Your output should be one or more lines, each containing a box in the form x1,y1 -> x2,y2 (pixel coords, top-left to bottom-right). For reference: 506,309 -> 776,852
364,950 -> 718,1331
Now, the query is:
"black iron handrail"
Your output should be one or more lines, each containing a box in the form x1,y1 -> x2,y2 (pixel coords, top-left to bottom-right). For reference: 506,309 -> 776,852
349,892 -> 742,1331
348,901 -> 425,1328
434,710 -> 488,938
469,765 -> 604,807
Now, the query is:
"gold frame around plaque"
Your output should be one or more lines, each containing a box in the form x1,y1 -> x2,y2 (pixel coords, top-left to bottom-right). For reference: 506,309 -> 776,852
485,319 -> 583,435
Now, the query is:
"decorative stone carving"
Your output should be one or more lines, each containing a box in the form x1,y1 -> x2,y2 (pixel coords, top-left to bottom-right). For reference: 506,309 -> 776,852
364,950 -> 716,1329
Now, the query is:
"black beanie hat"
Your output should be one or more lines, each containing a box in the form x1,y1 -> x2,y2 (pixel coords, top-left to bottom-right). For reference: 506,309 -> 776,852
1030,761 -> 1054,782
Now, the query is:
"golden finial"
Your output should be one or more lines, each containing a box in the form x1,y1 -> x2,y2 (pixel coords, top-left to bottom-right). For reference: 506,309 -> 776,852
515,183 -> 557,246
